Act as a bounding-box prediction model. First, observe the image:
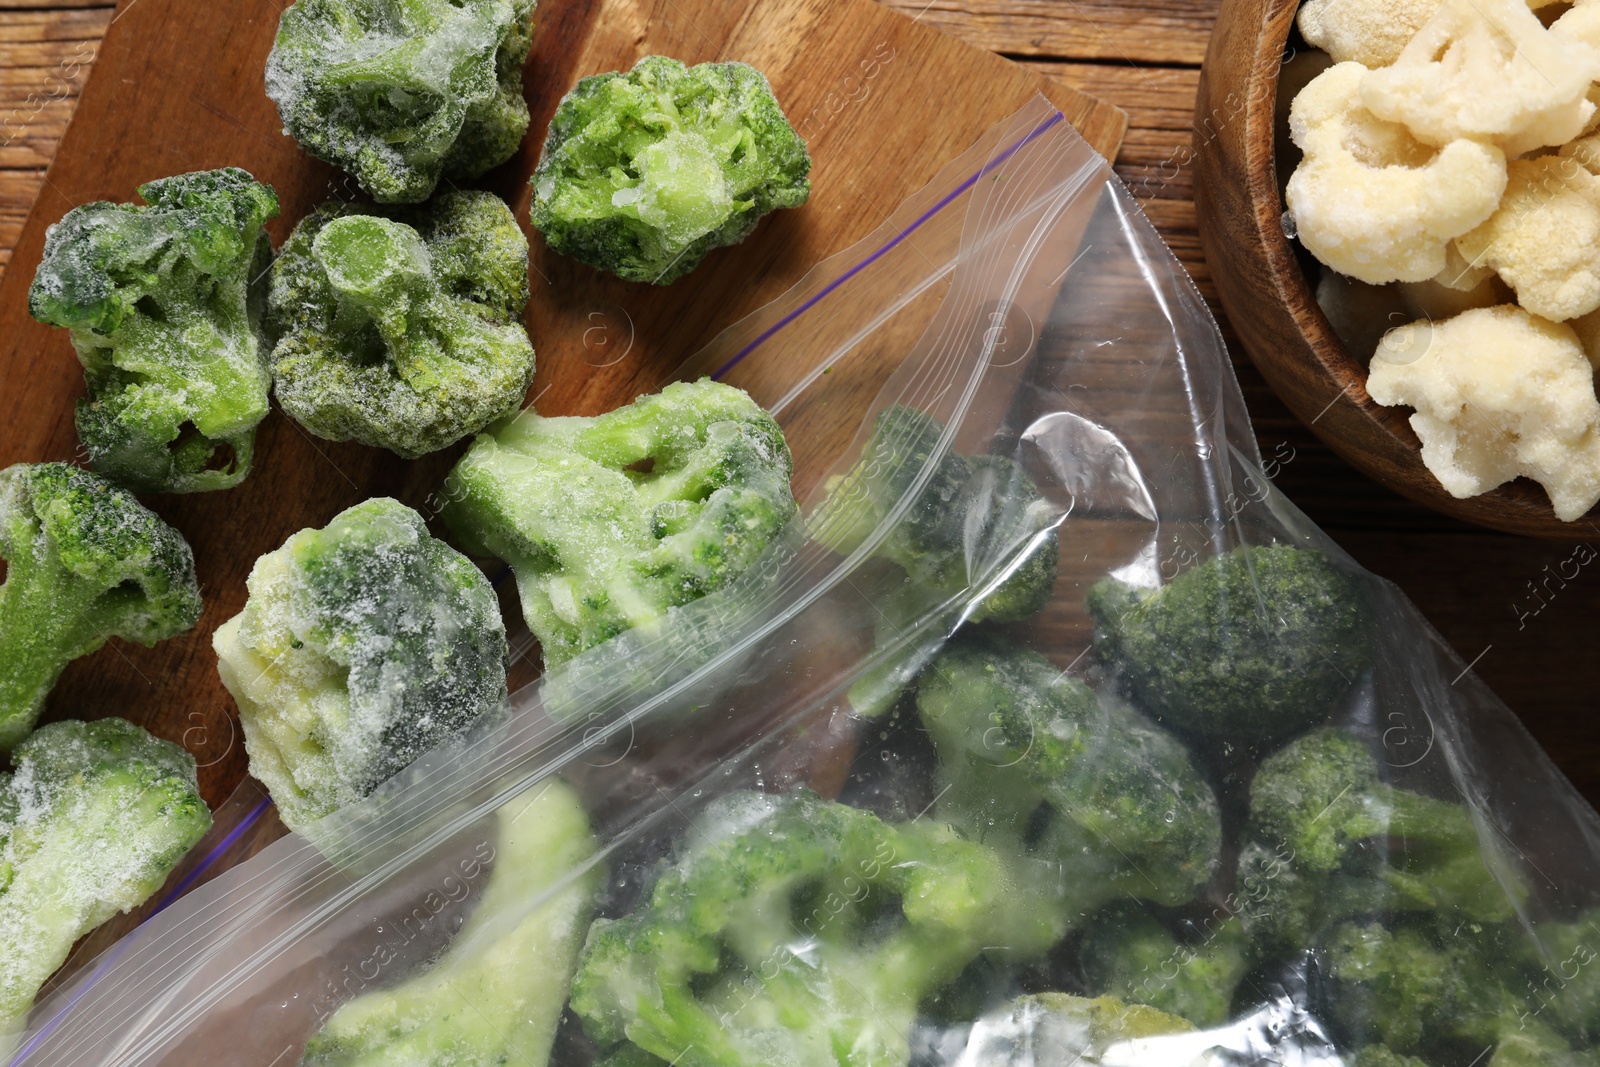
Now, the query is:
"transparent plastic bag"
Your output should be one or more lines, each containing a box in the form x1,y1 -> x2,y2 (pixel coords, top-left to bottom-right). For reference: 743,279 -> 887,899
17,96 -> 1600,1067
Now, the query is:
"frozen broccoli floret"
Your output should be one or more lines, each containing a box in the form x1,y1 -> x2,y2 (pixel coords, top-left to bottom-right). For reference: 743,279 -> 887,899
267,191 -> 535,458
266,0 -> 536,203
814,405 -> 1059,622
1315,920 -> 1516,1054
213,498 -> 507,830
1507,912 -> 1600,1046
1078,901 -> 1253,1027
531,55 -> 810,284
952,993 -> 1198,1066
1237,727 -> 1515,951
916,633 -> 1222,924
0,463 -> 202,749
0,718 -> 212,1052
815,406 -> 1061,716
442,378 -> 796,668
571,790 -> 1031,1067
1087,543 -> 1370,737
28,168 -> 279,493
301,780 -> 598,1067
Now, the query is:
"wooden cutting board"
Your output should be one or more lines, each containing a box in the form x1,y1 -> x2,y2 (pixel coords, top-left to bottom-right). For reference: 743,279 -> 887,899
0,0 -> 1124,828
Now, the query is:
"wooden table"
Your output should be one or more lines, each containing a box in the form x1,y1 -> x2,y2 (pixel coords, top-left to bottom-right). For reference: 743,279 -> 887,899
1,0 -> 1595,803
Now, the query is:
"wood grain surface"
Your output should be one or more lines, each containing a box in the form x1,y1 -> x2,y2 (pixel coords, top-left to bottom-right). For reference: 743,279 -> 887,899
0,0 -> 1596,863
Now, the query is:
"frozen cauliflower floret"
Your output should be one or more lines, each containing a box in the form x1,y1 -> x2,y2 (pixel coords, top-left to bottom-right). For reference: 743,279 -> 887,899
1361,0 -> 1597,156
1298,0 -> 1442,67
1368,305 -> 1600,520
1286,63 -> 1507,285
1455,157 -> 1600,321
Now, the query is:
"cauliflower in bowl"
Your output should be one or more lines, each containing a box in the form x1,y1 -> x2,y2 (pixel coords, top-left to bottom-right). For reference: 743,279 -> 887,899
1286,0 -> 1600,520
1367,306 -> 1600,521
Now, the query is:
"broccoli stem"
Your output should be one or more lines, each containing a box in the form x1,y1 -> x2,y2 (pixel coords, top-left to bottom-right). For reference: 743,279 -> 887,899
0,552 -> 112,748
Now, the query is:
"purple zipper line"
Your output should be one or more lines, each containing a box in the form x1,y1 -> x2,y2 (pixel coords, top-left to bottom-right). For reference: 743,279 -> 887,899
711,109 -> 1066,382
10,796 -> 276,1065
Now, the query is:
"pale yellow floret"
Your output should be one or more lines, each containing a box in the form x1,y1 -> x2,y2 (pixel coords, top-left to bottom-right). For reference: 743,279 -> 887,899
1297,0 -> 1444,67
1368,305 -> 1600,520
1360,0 -> 1597,156
1286,63 -> 1507,285
1456,157 -> 1600,322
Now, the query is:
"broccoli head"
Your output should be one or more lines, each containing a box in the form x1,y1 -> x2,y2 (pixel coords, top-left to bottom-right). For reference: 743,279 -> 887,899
571,790 -> 1030,1067
916,634 -> 1222,923
815,405 -> 1059,623
28,168 -> 279,493
301,780 -> 598,1067
0,718 -> 212,1051
267,191 -> 536,458
266,0 -> 536,203
1315,919 -> 1517,1054
952,993 -> 1198,1066
1078,901 -> 1253,1028
1237,727 -> 1516,951
1087,543 -> 1370,737
0,463 -> 202,749
442,378 -> 796,668
213,498 -> 508,830
531,55 -> 811,284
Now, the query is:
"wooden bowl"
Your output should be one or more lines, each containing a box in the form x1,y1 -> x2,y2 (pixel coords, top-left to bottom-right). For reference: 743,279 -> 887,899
1193,0 -> 1595,538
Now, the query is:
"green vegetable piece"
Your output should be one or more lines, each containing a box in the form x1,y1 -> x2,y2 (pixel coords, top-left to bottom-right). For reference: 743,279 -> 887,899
1078,902 -> 1253,1028
266,0 -> 536,203
1317,920 -> 1516,1054
442,378 -> 796,668
531,56 -> 811,284
212,498 -> 508,830
1087,543 -> 1370,737
28,168 -> 279,493
267,191 -> 536,458
0,463 -> 202,749
917,634 -> 1222,921
301,780 -> 598,1067
814,405 -> 1059,623
1236,727 -> 1516,950
571,791 -> 1019,1067
1489,1018 -> 1600,1067
953,993 -> 1197,1066
0,718 -> 212,1051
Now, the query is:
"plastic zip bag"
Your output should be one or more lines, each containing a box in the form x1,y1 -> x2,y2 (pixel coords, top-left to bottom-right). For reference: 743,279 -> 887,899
17,95 -> 1600,1067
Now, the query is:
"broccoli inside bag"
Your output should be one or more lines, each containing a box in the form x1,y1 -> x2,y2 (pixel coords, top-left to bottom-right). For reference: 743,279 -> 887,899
19,97 -> 1600,1067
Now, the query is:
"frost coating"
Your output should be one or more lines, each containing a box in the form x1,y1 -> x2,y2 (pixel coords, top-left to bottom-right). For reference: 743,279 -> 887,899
267,191 -> 536,458
266,0 -> 536,204
1285,63 -> 1506,286
1456,157 -> 1600,322
1360,0 -> 1598,155
0,463 -> 202,749
531,56 -> 811,284
28,168 -> 279,493
442,379 -> 797,668
1368,305 -> 1600,521
300,781 -> 597,1067
0,718 -> 211,1054
213,498 -> 507,830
